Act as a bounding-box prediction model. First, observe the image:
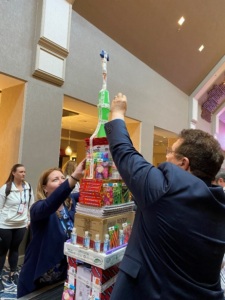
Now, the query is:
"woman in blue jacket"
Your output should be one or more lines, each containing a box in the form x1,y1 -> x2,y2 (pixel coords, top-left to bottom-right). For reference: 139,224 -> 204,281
17,160 -> 85,298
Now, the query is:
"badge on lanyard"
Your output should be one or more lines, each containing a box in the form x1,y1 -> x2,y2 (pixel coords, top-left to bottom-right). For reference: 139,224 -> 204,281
17,183 -> 26,214
18,203 -> 25,214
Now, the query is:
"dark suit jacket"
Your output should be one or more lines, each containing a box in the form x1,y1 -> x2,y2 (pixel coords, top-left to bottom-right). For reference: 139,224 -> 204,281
105,119 -> 225,300
17,180 -> 73,298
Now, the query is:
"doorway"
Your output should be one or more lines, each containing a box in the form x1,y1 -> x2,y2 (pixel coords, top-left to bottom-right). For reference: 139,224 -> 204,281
0,73 -> 25,186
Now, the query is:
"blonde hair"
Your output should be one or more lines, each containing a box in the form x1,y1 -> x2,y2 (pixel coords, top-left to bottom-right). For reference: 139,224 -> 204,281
62,160 -> 77,177
36,167 -> 63,200
35,167 -> 71,212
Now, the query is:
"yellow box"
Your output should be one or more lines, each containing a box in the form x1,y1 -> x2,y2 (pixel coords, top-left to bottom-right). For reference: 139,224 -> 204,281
75,211 -> 135,246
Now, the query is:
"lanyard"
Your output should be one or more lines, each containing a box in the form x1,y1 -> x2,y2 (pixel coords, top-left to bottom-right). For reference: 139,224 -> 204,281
13,182 -> 27,204
58,205 -> 74,239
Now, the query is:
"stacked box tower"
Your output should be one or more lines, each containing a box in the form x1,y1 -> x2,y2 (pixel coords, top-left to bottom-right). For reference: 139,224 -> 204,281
62,51 -> 135,300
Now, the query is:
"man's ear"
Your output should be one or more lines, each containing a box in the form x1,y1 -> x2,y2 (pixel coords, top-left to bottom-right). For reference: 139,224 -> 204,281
218,178 -> 224,184
179,157 -> 190,171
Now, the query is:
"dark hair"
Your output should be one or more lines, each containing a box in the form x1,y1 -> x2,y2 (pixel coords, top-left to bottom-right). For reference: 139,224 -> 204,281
215,171 -> 225,182
176,129 -> 224,180
5,164 -> 25,191
5,164 -> 25,184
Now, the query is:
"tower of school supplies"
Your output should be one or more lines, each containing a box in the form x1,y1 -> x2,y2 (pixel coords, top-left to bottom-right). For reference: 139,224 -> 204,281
76,50 -> 135,250
62,248 -> 123,300
62,51 -> 135,300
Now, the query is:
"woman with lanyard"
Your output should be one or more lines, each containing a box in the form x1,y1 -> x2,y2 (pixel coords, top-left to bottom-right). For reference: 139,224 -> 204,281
17,160 -> 85,298
62,160 -> 80,214
0,164 -> 34,292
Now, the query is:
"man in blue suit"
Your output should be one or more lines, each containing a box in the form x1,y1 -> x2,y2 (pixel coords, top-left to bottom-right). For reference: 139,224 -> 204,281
105,93 -> 225,300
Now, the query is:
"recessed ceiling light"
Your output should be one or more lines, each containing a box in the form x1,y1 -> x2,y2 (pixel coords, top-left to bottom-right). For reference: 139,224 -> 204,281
198,45 -> 204,52
178,16 -> 185,26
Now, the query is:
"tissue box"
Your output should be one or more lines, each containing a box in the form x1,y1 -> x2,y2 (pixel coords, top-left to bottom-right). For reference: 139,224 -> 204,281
64,243 -> 126,269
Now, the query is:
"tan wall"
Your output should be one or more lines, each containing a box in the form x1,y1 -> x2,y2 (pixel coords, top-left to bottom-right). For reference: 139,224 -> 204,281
0,84 -> 25,186
153,137 -> 178,166
167,138 -> 177,147
127,122 -> 141,152
153,145 -> 167,166
76,140 -> 86,164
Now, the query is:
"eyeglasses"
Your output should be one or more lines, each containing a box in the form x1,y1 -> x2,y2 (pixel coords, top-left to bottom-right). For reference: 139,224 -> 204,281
166,147 -> 176,155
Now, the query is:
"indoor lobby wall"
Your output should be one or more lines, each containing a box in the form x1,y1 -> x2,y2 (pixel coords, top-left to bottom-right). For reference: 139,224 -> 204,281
0,0 -> 189,262
0,1 -> 65,189
0,0 -> 189,187
0,0 -> 188,187
0,84 -> 25,186
64,11 -> 189,163
19,81 -> 64,188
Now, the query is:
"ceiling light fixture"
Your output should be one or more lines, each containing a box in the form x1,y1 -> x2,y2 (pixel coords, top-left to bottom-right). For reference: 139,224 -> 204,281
65,144 -> 72,156
65,117 -> 73,156
198,45 -> 204,52
178,16 -> 185,26
65,128 -> 72,155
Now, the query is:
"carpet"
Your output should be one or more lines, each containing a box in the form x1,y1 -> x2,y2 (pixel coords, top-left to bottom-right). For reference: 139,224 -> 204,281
0,266 -> 65,300
0,266 -> 19,300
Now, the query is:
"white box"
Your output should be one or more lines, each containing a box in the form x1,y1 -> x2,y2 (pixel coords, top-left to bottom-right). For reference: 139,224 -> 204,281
64,242 -> 126,269
75,265 -> 92,300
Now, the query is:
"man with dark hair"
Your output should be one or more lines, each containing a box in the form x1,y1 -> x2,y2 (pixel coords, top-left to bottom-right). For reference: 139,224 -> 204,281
215,172 -> 225,193
215,171 -> 225,298
105,93 -> 225,300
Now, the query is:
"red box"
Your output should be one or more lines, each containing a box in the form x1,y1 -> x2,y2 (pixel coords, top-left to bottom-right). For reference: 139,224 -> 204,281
62,257 -> 77,300
91,264 -> 119,299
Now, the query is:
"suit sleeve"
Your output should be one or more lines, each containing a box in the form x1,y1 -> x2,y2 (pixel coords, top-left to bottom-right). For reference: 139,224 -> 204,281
105,119 -> 172,209
30,180 -> 72,221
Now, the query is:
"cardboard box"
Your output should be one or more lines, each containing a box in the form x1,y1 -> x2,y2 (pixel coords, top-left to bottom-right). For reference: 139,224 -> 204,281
74,211 -> 135,248
67,256 -> 77,284
61,257 -> 77,300
64,254 -> 120,300
91,264 -> 119,299
75,264 -> 92,300
91,264 -> 119,289
79,179 -> 131,207
91,284 -> 115,300
64,242 -> 126,269
79,179 -> 124,207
